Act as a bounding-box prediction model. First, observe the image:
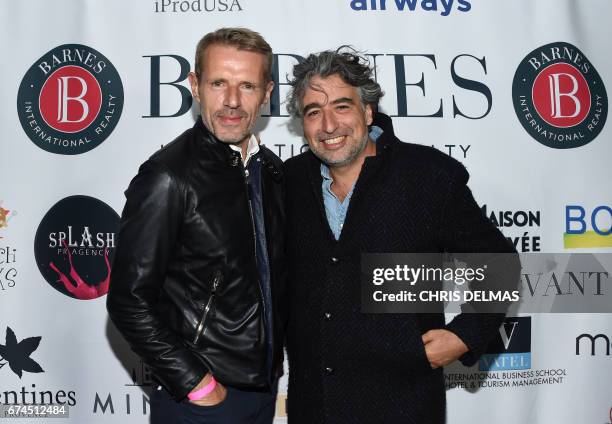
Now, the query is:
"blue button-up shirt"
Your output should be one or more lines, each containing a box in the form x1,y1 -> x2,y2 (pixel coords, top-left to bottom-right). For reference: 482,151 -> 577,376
321,165 -> 355,240
321,126 -> 382,240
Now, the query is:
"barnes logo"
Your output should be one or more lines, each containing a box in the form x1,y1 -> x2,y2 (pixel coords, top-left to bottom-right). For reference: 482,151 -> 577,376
512,42 -> 607,149
17,44 -> 124,155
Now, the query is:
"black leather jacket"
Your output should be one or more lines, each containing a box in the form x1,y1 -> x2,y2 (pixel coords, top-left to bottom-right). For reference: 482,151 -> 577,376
107,118 -> 287,400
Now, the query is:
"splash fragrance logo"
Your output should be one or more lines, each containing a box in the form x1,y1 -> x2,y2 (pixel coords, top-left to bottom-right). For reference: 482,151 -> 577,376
564,205 -> 612,248
0,327 -> 43,378
512,42 -> 608,149
17,44 -> 124,155
479,317 -> 531,371
34,196 -> 119,300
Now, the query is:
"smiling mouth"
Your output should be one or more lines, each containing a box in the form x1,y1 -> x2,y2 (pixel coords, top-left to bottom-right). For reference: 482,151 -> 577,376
321,135 -> 345,145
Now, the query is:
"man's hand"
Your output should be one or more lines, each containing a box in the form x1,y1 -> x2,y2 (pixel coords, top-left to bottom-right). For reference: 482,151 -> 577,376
188,374 -> 227,406
422,329 -> 469,369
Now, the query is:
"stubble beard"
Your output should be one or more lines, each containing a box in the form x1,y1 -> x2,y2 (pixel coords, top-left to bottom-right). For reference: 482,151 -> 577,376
203,109 -> 253,146
312,131 -> 370,168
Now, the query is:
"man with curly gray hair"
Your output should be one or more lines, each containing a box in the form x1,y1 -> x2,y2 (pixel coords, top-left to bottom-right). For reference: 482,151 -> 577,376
283,47 -> 516,423
285,47 -> 383,170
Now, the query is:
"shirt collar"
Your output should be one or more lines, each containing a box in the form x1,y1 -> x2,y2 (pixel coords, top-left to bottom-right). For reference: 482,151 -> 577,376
369,125 -> 383,142
229,134 -> 260,166
320,161 -> 332,180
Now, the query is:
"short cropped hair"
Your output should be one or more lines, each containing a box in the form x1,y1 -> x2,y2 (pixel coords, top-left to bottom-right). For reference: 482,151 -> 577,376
194,27 -> 273,82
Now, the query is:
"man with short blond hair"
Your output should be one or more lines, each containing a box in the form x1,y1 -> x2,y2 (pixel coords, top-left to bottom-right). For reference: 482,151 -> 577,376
107,28 -> 286,423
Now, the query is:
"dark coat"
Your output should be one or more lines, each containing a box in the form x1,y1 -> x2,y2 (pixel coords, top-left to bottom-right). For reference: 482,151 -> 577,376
284,114 -> 515,424
107,118 -> 287,400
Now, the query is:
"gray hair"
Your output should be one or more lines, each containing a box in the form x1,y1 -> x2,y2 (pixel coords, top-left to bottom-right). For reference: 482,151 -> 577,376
286,46 -> 384,117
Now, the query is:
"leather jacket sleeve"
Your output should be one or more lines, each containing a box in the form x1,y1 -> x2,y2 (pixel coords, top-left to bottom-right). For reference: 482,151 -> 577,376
107,160 -> 208,400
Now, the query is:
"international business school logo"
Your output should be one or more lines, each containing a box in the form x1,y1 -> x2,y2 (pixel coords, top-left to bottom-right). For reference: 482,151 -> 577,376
34,196 -> 119,300
449,316 -> 567,390
479,316 -> 531,371
17,44 -> 124,155
512,42 -> 607,149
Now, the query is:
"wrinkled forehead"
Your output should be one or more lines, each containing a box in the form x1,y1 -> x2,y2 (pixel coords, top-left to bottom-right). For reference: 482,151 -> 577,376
201,44 -> 269,82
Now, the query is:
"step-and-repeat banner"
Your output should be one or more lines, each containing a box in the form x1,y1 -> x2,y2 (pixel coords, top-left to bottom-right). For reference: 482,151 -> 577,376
1,1 -> 610,423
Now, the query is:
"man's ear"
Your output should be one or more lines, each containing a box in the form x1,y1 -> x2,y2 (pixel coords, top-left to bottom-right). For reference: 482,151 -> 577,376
365,103 -> 373,126
263,80 -> 274,105
188,71 -> 201,102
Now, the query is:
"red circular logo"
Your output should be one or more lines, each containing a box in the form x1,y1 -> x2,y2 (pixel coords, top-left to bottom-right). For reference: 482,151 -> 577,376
532,63 -> 591,128
38,65 -> 102,133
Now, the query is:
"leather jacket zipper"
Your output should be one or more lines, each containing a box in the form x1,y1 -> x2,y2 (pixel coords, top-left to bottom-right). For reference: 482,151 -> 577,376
243,166 -> 267,327
193,270 -> 222,345
244,169 -> 258,266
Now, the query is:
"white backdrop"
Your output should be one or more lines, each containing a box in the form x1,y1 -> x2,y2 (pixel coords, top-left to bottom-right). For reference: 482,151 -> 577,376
1,0 -> 611,423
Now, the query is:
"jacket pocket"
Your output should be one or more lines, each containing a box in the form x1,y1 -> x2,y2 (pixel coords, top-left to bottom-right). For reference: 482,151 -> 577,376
193,270 -> 223,345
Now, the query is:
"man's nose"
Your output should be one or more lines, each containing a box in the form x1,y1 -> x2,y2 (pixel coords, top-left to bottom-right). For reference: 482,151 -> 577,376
224,85 -> 240,108
321,110 -> 338,133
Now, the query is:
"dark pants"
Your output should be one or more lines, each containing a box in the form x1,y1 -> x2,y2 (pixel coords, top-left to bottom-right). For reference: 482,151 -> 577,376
150,385 -> 277,424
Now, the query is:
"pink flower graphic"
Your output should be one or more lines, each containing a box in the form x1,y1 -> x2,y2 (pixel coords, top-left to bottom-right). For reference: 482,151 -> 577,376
49,241 -> 111,299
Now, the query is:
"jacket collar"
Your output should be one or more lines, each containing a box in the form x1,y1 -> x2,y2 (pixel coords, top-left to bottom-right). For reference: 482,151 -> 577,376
229,134 -> 260,166
192,116 -> 240,166
372,111 -> 395,138
192,117 -> 283,181
371,111 -> 400,154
